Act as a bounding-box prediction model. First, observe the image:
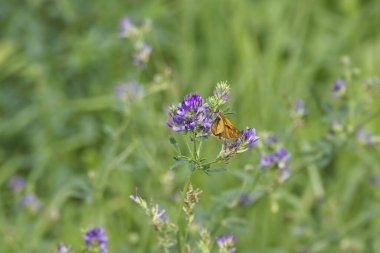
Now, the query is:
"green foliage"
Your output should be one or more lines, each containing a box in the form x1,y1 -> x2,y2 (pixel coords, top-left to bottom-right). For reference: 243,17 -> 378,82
1,0 -> 380,252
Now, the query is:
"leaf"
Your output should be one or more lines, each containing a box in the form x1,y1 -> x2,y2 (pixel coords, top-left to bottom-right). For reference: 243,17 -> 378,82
204,167 -> 227,173
168,135 -> 180,153
170,159 -> 184,170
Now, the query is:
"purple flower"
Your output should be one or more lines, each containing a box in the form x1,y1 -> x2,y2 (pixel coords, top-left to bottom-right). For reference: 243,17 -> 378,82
54,242 -> 69,253
213,85 -> 229,101
119,17 -> 132,33
278,165 -> 291,180
20,192 -> 40,211
356,128 -> 372,145
240,127 -> 259,149
369,175 -> 380,185
293,97 -> 305,111
166,92 -> 213,138
8,175 -> 25,192
83,226 -> 108,253
259,152 -> 276,167
275,146 -> 290,162
114,80 -> 144,102
238,193 -> 253,206
219,127 -> 259,159
216,233 -> 237,253
264,133 -> 278,144
259,145 -> 292,180
331,77 -> 346,97
129,187 -> 139,202
133,42 -> 152,67
152,204 -> 167,220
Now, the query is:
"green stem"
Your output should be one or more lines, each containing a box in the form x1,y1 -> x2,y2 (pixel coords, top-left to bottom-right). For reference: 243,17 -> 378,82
177,133 -> 197,252
176,170 -> 194,253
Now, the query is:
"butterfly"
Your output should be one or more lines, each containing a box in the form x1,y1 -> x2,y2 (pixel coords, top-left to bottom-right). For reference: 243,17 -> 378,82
211,111 -> 241,139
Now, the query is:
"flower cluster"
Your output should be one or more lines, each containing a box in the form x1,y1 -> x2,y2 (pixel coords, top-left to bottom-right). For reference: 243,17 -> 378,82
83,226 -> 108,253
289,97 -> 306,128
220,127 -> 259,159
20,192 -> 41,212
184,184 -> 203,224
118,16 -> 152,68
356,128 -> 380,146
259,133 -> 292,180
130,188 -> 168,229
133,42 -> 152,67
207,81 -> 230,111
54,242 -> 72,253
166,92 -> 213,138
215,233 -> 236,253
8,175 -> 25,192
114,80 -> 144,105
130,188 -> 177,249
331,77 -> 346,98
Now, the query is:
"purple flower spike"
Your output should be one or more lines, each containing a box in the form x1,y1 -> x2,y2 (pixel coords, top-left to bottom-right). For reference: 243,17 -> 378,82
216,233 -> 237,253
264,133 -> 278,144
130,187 -> 139,202
241,127 -> 259,149
356,128 -> 372,145
213,85 -> 229,101
119,17 -> 132,34
238,193 -> 253,206
152,204 -> 167,220
54,242 -> 69,253
166,92 -> 213,139
331,77 -> 346,97
133,42 -> 152,67
259,152 -> 276,167
20,192 -> 40,211
275,146 -> 290,161
83,226 -> 108,253
8,175 -> 25,192
293,97 -> 305,111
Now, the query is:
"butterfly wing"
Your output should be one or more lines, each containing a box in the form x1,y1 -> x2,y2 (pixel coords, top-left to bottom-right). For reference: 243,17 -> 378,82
221,114 -> 241,138
211,114 -> 225,137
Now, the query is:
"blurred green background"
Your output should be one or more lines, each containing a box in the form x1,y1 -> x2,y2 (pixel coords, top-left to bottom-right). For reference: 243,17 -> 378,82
1,0 -> 380,252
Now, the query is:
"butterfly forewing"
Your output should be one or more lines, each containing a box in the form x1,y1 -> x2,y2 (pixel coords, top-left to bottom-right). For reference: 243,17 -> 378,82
211,112 -> 241,139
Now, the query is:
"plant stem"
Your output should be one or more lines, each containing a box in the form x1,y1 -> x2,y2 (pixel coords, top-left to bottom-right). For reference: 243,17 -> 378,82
177,134 -> 197,253
176,170 -> 194,252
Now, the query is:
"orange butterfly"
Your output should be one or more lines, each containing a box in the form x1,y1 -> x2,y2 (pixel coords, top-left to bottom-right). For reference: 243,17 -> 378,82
211,112 -> 241,139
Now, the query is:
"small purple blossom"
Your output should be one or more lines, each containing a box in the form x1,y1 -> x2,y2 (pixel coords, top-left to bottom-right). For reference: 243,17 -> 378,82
240,127 -> 259,149
133,42 -> 152,67
275,146 -> 290,161
216,233 -> 237,253
293,97 -> 305,111
213,85 -> 229,101
54,242 -> 70,253
20,192 -> 40,211
259,152 -> 276,167
238,193 -> 253,206
8,175 -> 25,192
356,128 -> 372,145
369,175 -> 380,185
114,80 -> 144,102
152,204 -> 167,220
331,77 -> 346,97
129,187 -> 139,202
166,92 -> 213,138
83,226 -> 108,253
264,133 -> 278,144
119,17 -> 133,35
259,145 -> 292,180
